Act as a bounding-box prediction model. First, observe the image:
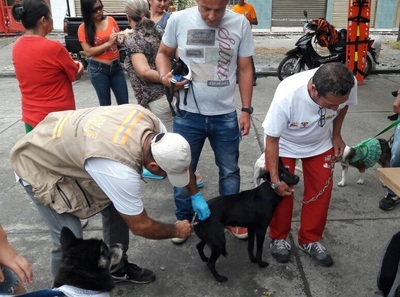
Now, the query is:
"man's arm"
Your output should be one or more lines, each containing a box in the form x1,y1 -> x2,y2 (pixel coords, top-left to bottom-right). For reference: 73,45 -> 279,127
237,56 -> 253,136
85,158 -> 192,240
265,135 -> 280,185
120,210 -> 190,239
265,135 -> 294,197
0,225 -> 33,286
332,104 -> 349,158
156,41 -> 186,89
248,7 -> 258,26
249,16 -> 258,26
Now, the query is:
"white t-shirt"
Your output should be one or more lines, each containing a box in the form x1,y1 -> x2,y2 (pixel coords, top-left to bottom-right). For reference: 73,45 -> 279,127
84,120 -> 167,216
262,68 -> 358,158
162,7 -> 255,115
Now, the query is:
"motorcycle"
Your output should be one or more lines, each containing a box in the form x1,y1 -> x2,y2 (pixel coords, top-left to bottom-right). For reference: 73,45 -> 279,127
277,10 -> 380,81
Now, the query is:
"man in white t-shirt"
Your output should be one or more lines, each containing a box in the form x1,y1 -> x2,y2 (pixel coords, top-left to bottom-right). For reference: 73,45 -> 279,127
156,0 -> 255,242
262,63 -> 357,267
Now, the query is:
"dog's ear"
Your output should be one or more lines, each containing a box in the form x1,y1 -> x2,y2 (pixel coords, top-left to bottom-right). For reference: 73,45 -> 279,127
278,159 -> 300,186
98,241 -> 111,269
109,244 -> 123,271
60,227 -> 79,251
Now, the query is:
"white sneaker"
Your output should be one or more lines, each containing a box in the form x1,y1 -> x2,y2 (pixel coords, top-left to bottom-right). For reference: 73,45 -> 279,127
171,236 -> 189,244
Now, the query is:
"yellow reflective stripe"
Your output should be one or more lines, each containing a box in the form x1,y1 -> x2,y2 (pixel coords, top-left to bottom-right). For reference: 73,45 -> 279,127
113,109 -> 143,145
52,112 -> 72,139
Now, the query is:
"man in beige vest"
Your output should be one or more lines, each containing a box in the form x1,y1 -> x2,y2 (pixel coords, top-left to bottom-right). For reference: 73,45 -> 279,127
10,104 -> 210,284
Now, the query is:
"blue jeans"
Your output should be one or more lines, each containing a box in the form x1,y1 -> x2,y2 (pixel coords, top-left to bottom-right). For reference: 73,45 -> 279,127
173,110 -> 241,220
87,59 -> 129,106
388,114 -> 400,196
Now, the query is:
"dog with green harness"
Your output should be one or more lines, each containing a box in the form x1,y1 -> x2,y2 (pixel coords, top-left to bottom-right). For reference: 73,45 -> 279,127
337,121 -> 400,187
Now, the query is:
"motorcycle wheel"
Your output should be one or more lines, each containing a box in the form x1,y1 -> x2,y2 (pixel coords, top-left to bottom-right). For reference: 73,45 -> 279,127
277,55 -> 304,81
364,55 -> 372,78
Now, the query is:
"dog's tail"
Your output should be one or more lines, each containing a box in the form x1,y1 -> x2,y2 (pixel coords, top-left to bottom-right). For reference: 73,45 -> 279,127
253,153 -> 267,187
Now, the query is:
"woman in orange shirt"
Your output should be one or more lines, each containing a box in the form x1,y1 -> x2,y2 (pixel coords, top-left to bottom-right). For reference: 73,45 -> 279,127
78,0 -> 129,106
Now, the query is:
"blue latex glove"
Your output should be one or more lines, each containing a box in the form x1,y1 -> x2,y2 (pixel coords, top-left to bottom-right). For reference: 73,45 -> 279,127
191,192 -> 210,221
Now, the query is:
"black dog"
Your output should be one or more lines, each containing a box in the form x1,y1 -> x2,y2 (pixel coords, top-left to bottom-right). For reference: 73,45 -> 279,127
166,58 -> 191,116
52,227 -> 123,296
194,164 -> 299,282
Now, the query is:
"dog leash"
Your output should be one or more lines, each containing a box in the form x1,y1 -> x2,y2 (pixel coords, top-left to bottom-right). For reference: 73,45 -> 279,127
191,212 -> 198,226
356,119 -> 400,148
295,158 -> 335,205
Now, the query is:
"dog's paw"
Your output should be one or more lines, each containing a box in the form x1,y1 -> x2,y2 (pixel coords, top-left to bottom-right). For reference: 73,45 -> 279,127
337,180 -> 346,187
258,261 -> 269,268
357,178 -> 365,185
200,256 -> 209,262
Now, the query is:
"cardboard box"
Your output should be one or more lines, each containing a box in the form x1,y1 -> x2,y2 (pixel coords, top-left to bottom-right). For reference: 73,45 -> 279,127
376,168 -> 400,197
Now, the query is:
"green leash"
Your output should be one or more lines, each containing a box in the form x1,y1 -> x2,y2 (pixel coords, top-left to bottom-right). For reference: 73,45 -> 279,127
357,119 -> 400,148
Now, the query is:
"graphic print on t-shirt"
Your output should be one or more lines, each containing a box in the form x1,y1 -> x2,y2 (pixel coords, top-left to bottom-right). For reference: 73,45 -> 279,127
185,28 -> 233,87
94,27 -> 118,56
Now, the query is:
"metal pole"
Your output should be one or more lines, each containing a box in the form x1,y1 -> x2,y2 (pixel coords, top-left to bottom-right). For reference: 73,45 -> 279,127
66,0 -> 71,17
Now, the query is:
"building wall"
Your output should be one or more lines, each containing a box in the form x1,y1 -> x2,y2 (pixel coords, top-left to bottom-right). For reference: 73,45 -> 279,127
249,0 -> 269,30
375,0 -> 398,29
332,0 -> 377,29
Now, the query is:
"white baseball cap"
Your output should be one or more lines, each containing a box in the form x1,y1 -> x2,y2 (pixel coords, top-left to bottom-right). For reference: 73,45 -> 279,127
151,133 -> 191,187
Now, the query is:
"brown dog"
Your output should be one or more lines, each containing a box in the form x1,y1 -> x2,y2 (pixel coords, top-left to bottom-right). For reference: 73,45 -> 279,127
338,138 -> 391,187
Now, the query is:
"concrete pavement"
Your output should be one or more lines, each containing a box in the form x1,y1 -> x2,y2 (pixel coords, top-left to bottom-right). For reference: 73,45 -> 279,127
1,34 -> 400,296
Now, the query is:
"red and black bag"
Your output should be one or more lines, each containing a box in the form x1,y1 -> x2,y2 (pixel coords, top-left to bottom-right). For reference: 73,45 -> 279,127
314,18 -> 339,47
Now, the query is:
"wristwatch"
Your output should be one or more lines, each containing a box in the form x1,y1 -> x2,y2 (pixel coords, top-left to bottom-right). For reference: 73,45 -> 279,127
271,181 -> 281,189
241,107 -> 253,114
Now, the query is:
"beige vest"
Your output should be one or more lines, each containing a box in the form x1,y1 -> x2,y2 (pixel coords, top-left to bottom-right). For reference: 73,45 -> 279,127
10,105 -> 160,218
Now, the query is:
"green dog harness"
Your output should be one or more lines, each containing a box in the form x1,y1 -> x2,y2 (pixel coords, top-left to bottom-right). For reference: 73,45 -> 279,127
350,137 -> 382,168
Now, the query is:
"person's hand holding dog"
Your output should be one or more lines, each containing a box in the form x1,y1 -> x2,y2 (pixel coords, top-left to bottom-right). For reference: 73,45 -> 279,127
332,134 -> 346,160
0,225 -> 33,286
174,220 -> 192,239
159,71 -> 190,91
191,192 -> 211,220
